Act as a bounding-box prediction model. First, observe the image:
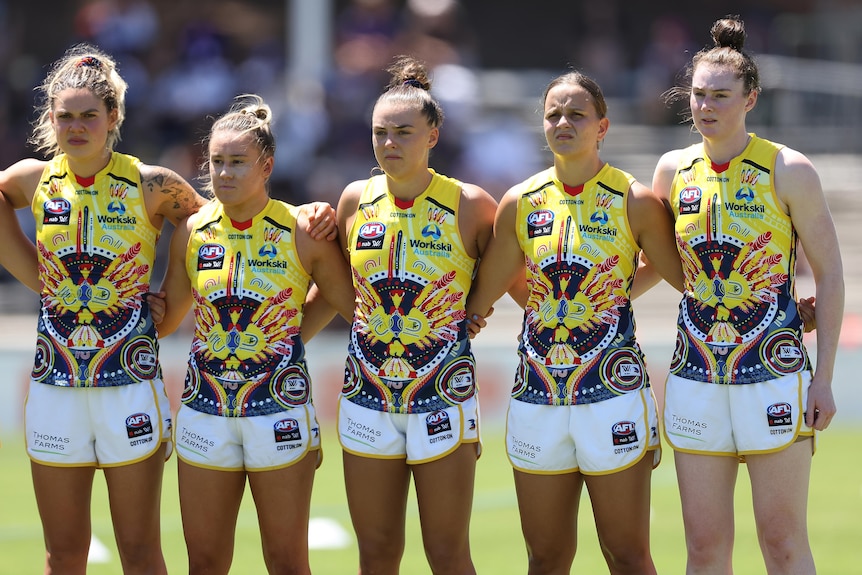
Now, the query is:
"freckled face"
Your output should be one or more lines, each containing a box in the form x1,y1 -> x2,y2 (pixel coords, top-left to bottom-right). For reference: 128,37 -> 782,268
208,130 -> 272,212
371,101 -> 438,179
543,84 -> 608,158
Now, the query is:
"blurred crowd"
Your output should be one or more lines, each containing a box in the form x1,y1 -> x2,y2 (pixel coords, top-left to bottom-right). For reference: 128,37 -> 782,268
0,0 -> 859,294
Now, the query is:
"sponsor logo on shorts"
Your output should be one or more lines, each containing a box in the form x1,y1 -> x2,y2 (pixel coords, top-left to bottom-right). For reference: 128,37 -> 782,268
178,427 -> 215,453
274,418 -> 302,443
611,420 -> 638,445
766,402 -> 793,427
426,410 -> 454,443
126,412 -> 153,438
126,412 -> 154,446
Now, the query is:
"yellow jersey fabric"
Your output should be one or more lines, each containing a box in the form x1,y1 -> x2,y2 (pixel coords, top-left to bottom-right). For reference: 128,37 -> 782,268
669,134 -> 811,384
31,152 -> 161,387
182,199 -> 313,417
513,164 -> 647,406
344,170 -> 478,414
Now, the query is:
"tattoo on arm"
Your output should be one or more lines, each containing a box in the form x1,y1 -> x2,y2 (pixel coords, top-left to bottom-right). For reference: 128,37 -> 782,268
141,166 -> 204,220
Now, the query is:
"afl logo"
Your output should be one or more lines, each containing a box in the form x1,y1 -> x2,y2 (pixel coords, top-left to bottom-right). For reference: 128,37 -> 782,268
426,411 -> 450,426
125,412 -> 153,438
359,222 -> 386,239
679,186 -> 702,204
767,402 -> 792,417
527,210 -> 554,227
274,418 -> 299,433
126,413 -> 151,428
273,417 -> 302,442
199,244 -> 226,260
44,199 -> 71,214
611,420 -> 638,445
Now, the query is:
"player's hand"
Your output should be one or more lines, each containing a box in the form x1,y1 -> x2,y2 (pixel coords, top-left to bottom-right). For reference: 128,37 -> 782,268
304,202 -> 337,241
466,307 -> 493,339
147,291 -> 167,326
798,296 -> 816,333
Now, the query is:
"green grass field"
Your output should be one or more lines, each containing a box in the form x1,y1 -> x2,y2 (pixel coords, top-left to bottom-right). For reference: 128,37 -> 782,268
1,423 -> 860,574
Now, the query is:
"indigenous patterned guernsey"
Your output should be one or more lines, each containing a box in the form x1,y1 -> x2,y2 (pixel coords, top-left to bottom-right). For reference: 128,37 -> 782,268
31,152 -> 161,387
182,200 -> 312,417
514,164 -> 647,406
668,135 -> 811,385
344,170 -> 478,414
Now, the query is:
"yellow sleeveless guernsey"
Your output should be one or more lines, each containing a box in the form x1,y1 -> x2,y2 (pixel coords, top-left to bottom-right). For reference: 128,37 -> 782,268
514,164 -> 646,406
344,170 -> 477,414
182,199 -> 313,417
31,152 -> 161,387
669,135 -> 811,384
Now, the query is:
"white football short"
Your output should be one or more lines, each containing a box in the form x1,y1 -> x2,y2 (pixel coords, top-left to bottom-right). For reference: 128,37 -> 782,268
175,403 -> 321,471
663,372 -> 815,456
25,379 -> 172,467
337,395 -> 480,464
506,387 -> 660,475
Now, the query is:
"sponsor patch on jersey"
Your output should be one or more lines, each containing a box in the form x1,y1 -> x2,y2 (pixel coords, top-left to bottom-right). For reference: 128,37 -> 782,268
42,198 -> 72,225
611,420 -> 638,445
197,243 -> 226,270
766,402 -> 793,427
679,186 -> 702,214
527,209 -> 554,238
356,221 -> 385,250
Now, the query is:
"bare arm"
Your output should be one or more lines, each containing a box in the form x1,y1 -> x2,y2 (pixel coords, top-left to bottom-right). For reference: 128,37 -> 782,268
466,189 -> 524,320
777,148 -> 844,430
140,163 -> 208,228
628,180 -> 684,294
0,159 -> 48,292
296,204 -> 355,342
155,214 -> 195,337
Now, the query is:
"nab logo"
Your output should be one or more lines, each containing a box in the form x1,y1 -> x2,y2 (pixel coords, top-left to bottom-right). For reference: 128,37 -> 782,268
590,210 -> 609,225
125,412 -> 153,438
45,199 -> 71,214
679,186 -> 702,215
359,222 -> 386,239
612,420 -> 638,445
274,418 -> 302,442
426,410 -> 453,436
767,402 -> 793,427
527,210 -> 554,227
421,223 -> 442,240
199,244 -> 226,260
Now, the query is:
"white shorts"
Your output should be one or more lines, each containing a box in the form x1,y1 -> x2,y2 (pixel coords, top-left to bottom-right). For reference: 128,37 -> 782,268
663,372 -> 814,456
175,403 -> 321,471
506,388 -> 660,475
25,379 -> 172,467
337,395 -> 480,464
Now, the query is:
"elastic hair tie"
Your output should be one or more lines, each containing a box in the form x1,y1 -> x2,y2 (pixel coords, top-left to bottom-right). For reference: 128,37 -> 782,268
403,79 -> 423,89
76,56 -> 102,68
